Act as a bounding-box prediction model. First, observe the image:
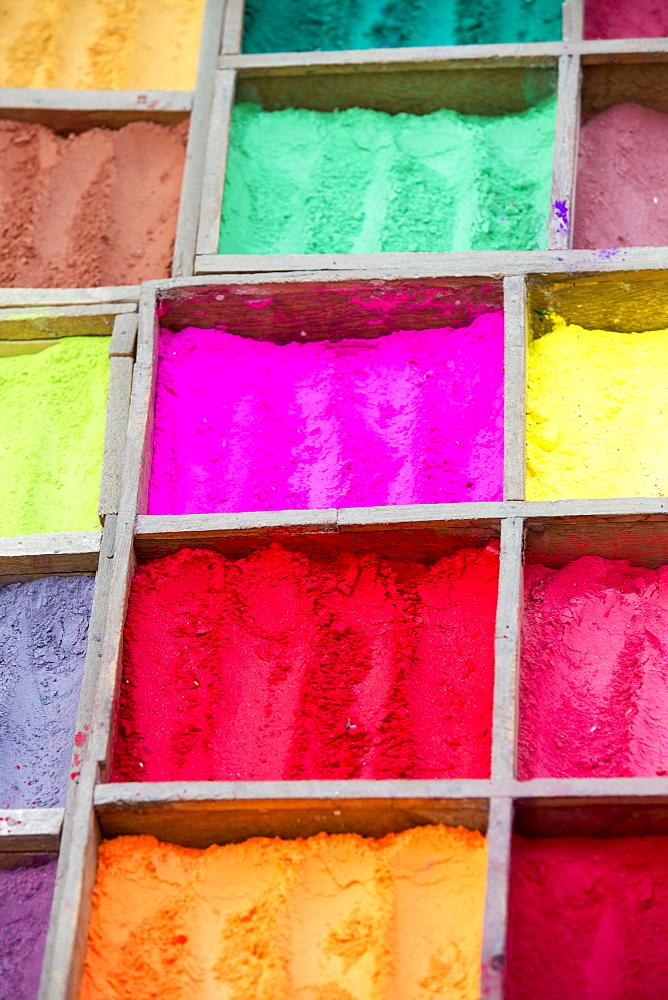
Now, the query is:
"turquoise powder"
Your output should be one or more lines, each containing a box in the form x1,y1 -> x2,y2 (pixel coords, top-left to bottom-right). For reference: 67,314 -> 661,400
242,0 -> 563,52
219,98 -> 556,255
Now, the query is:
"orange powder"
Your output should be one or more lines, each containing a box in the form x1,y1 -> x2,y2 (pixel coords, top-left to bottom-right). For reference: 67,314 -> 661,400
80,825 -> 486,999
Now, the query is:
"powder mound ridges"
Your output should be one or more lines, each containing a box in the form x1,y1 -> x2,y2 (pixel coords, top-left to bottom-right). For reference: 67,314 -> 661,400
526,319 -> 668,500
519,556 -> 668,779
585,0 -> 668,39
0,336 -> 109,535
0,575 -> 94,807
110,543 -> 499,782
242,0 -> 562,52
148,313 -> 504,515
574,103 -> 668,249
0,119 -> 187,287
506,835 -> 668,999
219,101 -> 556,254
0,0 -> 205,90
80,826 -> 487,1000
0,858 -> 57,1000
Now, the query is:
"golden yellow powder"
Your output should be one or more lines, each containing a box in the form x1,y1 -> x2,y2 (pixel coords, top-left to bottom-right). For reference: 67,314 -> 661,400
526,318 -> 668,500
80,826 -> 487,1000
0,0 -> 205,91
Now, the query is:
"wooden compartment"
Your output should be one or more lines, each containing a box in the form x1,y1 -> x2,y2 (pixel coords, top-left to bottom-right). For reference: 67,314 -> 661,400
0,304 -> 138,525
195,53 -> 563,270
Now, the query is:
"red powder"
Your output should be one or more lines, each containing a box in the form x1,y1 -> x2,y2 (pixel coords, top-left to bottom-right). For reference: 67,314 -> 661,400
585,0 -> 668,39
109,543 -> 498,782
506,834 -> 668,999
519,556 -> 668,779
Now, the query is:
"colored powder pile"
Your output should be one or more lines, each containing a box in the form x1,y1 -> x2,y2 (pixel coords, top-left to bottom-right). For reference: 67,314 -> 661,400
0,576 -> 94,808
0,337 -> 109,535
110,543 -> 499,782
219,101 -> 556,254
0,858 -> 57,1000
526,318 -> 668,500
0,0 -> 205,90
574,104 -> 668,249
585,0 -> 668,39
242,0 -> 562,52
80,825 -> 486,1000
0,119 -> 187,287
506,835 -> 668,999
148,314 -> 504,515
519,556 -> 668,779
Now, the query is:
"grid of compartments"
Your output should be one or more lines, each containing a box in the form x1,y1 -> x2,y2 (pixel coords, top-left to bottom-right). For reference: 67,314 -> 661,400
4,1 -> 668,999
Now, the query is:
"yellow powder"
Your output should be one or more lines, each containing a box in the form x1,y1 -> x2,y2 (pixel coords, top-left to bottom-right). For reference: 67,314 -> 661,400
526,318 -> 668,500
0,0 -> 205,91
80,826 -> 486,1000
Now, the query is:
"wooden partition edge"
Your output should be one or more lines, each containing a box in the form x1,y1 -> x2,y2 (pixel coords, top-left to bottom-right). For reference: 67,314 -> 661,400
491,518 -> 524,781
172,0 -> 228,278
562,0 -> 585,42
221,0 -> 246,55
38,761 -> 100,1000
503,275 -> 527,501
548,52 -> 581,249
98,358 -> 134,517
0,532 -> 100,579
108,313 -> 137,357
89,288 -> 158,768
0,287 -> 140,307
480,796 -> 513,999
195,69 -> 237,257
0,809 -> 63,849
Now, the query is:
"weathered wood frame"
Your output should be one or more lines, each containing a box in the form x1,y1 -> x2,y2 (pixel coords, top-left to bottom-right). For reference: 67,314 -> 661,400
27,265 -> 668,999
0,0 -> 227,284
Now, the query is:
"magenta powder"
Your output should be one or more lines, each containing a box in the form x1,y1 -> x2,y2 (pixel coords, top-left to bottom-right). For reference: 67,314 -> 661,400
148,312 -> 504,514
506,835 -> 668,1000
519,556 -> 668,779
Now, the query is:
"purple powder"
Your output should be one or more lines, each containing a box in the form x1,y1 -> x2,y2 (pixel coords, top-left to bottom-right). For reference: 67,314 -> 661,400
148,311 -> 504,514
0,575 -> 94,808
0,857 -> 57,1000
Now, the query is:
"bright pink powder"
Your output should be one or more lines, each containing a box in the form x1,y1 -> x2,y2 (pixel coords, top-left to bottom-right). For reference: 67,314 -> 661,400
147,312 -> 504,514
585,0 -> 668,38
506,835 -> 668,999
574,103 -> 668,249
519,556 -> 668,779
109,543 -> 499,782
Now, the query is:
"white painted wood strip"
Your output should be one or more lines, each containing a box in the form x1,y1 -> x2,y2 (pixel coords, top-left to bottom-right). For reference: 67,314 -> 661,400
172,0 -> 228,278
0,287 -> 140,307
0,89 -> 192,112
0,303 -> 135,322
577,38 -> 668,58
219,41 -> 567,70
221,0 -> 246,55
562,0 -> 584,42
480,796 -> 513,1000
491,518 -> 524,781
0,532 -> 100,579
195,246 -> 668,276
503,276 -> 528,501
94,779 -> 492,806
548,52 -> 581,249
336,502 -> 504,526
196,69 -> 237,256
108,314 -> 137,357
0,809 -> 63,843
38,762 -> 99,1000
504,776 -> 668,798
137,509 -> 338,536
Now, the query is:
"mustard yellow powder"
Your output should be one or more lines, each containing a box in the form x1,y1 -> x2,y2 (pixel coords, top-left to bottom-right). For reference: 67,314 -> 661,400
526,318 -> 668,500
0,0 -> 205,91
80,825 -> 487,1000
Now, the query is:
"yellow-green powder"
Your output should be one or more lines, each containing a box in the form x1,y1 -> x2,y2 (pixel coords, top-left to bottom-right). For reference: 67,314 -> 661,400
527,319 -> 668,500
0,336 -> 110,536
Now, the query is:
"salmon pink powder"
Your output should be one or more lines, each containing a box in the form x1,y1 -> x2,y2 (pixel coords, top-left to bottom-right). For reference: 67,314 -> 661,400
147,311 -> 504,515
109,543 -> 499,782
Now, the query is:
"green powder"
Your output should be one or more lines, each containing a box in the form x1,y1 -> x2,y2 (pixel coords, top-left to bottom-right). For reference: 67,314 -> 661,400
0,336 -> 110,536
219,99 -> 556,255
242,0 -> 563,52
